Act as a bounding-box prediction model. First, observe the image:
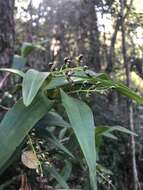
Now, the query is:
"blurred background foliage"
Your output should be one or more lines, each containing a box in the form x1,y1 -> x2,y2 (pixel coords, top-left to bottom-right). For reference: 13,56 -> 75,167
0,0 -> 143,189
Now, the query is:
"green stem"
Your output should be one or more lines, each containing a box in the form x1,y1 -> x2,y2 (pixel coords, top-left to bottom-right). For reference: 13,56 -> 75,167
28,135 -> 43,176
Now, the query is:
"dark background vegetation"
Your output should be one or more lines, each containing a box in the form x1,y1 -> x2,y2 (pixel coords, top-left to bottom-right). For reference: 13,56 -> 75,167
0,0 -> 143,189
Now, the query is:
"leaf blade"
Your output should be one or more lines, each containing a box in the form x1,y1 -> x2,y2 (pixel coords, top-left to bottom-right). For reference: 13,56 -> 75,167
60,90 -> 97,190
0,68 -> 24,77
44,164 -> 69,189
22,69 -> 50,106
21,42 -> 45,57
0,95 -> 53,174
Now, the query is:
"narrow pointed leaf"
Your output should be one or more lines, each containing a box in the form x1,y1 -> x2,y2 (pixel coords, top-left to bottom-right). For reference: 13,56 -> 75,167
87,76 -> 143,104
60,90 -> 97,190
0,68 -> 24,77
106,125 -> 137,136
21,42 -> 45,57
95,126 -> 137,148
37,111 -> 71,128
71,69 -> 143,104
61,160 -> 72,181
22,69 -> 50,106
46,128 -> 75,159
95,126 -> 137,137
44,164 -> 69,189
115,82 -> 143,104
103,133 -> 118,140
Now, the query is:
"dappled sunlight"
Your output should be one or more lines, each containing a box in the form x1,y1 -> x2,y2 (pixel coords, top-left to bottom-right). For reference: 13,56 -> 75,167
131,72 -> 143,93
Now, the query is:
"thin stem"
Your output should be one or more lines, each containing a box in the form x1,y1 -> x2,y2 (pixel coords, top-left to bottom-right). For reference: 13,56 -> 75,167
28,135 -> 43,176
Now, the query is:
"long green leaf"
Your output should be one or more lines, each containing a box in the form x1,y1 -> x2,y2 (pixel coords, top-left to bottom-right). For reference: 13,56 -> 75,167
105,125 -> 137,136
60,160 -> 72,181
60,90 -> 97,190
103,132 -> 118,140
22,69 -> 50,106
64,68 -> 143,104
55,160 -> 72,188
95,126 -> 137,137
43,164 -> 69,189
0,95 -> 53,174
47,76 -> 85,90
85,75 -> 143,104
0,68 -> 24,77
21,42 -> 45,57
45,128 -> 75,159
38,111 -> 71,128
115,82 -> 143,104
95,126 -> 137,148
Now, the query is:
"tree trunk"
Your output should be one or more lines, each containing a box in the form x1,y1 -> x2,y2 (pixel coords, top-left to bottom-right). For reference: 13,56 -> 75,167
106,0 -> 133,73
106,16 -> 120,73
82,0 -> 101,72
0,0 -> 15,67
0,0 -> 15,89
120,0 -> 140,189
